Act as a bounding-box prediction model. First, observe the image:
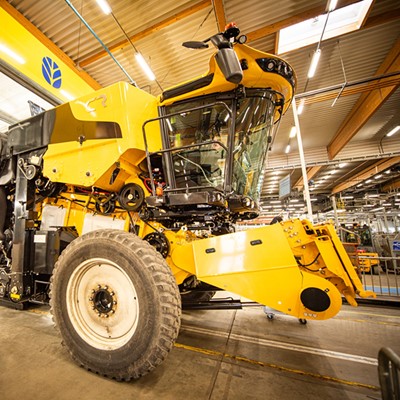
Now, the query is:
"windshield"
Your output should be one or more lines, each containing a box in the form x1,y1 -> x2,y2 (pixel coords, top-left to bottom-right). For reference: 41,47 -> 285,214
163,90 -> 277,201
164,99 -> 230,191
233,90 -> 276,199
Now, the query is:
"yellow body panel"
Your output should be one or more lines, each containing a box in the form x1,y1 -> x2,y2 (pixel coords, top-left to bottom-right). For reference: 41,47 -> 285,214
43,82 -> 161,186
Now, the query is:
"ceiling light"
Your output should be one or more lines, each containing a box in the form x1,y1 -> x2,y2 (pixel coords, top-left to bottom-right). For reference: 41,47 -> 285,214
166,118 -> 173,132
96,0 -> 112,14
289,127 -> 297,138
328,0 -> 338,11
308,49 -> 321,78
382,203 -> 391,206
387,126 -> 400,137
365,179 -> 372,183
365,194 -> 380,198
297,99 -> 305,115
371,207 -> 384,212
341,196 -> 354,199
339,163 -> 347,168
285,144 -> 291,154
135,53 -> 156,81
330,169 -> 338,174
385,169 -> 391,174
270,200 -> 281,204
0,44 -> 26,64
289,199 -> 299,203
356,183 -> 363,187
374,174 -> 382,179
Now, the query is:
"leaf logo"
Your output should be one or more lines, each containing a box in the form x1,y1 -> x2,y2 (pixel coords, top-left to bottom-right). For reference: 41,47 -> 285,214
42,57 -> 62,88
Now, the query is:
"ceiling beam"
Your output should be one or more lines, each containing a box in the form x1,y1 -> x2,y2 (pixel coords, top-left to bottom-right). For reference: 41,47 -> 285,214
331,157 -> 400,194
382,178 -> 400,192
212,0 -> 226,32
293,166 -> 322,191
246,0 -> 359,43
0,0 -> 101,90
79,0 -> 211,68
327,37 -> 400,160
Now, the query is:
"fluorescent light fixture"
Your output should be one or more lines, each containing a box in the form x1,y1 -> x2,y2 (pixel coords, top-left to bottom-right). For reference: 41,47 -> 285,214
96,0 -> 112,15
270,200 -> 281,204
285,144 -> 291,154
385,169 -> 391,174
289,127 -> 297,138
330,169 -> 338,174
297,99 -> 305,115
356,183 -> 363,187
371,207 -> 384,212
135,53 -> 156,81
289,199 -> 299,203
341,196 -> 354,199
277,0 -> 373,54
60,89 -> 75,101
308,49 -> 321,78
166,119 -> 173,132
374,174 -> 382,179
382,203 -> 391,206
0,44 -> 26,64
387,125 -> 400,137
366,194 -> 380,198
328,0 -> 338,11
365,179 -> 372,183
339,163 -> 347,168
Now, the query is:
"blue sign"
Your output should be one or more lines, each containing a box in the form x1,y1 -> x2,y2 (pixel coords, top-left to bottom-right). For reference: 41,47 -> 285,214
42,56 -> 62,88
393,241 -> 400,252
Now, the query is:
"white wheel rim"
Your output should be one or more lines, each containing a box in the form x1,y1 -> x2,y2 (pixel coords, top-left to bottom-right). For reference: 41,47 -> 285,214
66,257 -> 139,350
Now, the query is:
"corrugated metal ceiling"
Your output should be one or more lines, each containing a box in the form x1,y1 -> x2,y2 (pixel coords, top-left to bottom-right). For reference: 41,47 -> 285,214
1,0 -> 399,219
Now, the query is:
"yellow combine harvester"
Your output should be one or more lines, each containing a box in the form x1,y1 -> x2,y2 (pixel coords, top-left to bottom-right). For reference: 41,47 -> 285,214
0,24 -> 374,380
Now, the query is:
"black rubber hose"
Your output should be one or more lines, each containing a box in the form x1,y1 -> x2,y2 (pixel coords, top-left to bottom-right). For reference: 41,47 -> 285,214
0,187 -> 6,241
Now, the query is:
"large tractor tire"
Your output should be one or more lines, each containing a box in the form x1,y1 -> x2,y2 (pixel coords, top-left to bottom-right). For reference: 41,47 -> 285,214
50,229 -> 181,381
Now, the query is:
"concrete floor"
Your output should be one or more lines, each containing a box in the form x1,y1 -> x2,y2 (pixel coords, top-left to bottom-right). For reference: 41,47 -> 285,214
0,300 -> 399,400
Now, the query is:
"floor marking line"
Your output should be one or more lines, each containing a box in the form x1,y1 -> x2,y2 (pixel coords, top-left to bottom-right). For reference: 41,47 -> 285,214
180,325 -> 378,366
174,342 -> 380,391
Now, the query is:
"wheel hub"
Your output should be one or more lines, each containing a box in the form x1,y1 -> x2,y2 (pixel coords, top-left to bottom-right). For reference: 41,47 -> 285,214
89,285 -> 117,317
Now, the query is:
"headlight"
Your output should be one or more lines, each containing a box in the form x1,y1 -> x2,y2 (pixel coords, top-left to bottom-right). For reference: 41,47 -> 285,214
256,58 -> 296,88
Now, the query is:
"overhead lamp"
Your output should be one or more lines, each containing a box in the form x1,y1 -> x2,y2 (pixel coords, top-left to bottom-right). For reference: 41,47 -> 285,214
285,144 -> 291,154
0,44 -> 26,64
96,0 -> 112,15
135,52 -> 156,81
308,48 -> 321,78
328,0 -> 338,11
374,174 -> 382,179
365,179 -> 372,183
339,163 -> 347,168
289,127 -> 297,138
297,99 -> 305,115
387,125 -> 400,137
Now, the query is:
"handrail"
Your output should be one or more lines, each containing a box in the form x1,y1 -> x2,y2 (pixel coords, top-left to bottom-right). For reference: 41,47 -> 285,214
378,347 -> 400,400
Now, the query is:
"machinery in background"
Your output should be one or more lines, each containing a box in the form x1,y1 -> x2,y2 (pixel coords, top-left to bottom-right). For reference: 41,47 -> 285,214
0,24 -> 374,380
